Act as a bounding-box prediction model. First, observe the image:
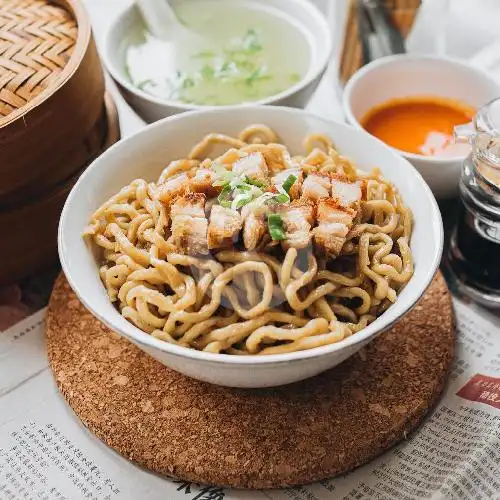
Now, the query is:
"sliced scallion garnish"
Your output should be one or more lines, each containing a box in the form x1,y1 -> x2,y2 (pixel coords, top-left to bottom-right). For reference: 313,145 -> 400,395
274,193 -> 289,204
234,195 -> 253,209
233,183 -> 252,191
244,176 -> 267,188
267,213 -> 286,241
282,174 -> 297,194
217,184 -> 232,206
242,28 -> 263,54
213,164 -> 235,182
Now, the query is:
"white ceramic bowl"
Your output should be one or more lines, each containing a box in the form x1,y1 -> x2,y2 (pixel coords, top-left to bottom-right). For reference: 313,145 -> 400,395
343,54 -> 500,199
103,0 -> 332,123
58,106 -> 443,388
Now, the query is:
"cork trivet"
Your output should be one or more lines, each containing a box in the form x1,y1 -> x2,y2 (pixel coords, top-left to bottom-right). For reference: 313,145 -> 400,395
46,273 -> 454,489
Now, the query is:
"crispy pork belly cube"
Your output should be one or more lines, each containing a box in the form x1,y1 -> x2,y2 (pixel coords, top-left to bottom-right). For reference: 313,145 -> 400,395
301,172 -> 331,201
207,205 -> 243,249
331,174 -> 363,208
189,168 -> 220,197
242,144 -> 290,174
272,168 -> 303,199
170,193 -> 209,255
232,152 -> 268,182
157,173 -> 189,204
276,200 -> 315,249
313,198 -> 357,256
241,204 -> 266,250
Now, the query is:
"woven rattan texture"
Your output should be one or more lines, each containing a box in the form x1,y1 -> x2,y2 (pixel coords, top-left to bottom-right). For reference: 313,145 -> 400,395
0,0 -> 77,118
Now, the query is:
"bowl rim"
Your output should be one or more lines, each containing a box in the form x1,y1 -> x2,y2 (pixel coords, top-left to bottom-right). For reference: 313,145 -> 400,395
342,53 -> 500,164
58,105 -> 444,366
102,0 -> 333,111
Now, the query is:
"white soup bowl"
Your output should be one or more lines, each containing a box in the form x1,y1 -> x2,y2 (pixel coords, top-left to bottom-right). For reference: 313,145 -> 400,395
58,106 -> 443,388
103,0 -> 332,123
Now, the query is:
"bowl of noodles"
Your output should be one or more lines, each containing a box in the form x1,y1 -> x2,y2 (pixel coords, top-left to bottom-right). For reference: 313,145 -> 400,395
58,106 -> 443,388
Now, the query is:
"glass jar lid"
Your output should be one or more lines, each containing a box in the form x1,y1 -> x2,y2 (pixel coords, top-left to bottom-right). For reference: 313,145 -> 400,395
455,98 -> 500,187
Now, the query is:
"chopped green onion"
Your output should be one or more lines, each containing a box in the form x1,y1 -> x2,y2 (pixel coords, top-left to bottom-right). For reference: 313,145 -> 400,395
217,184 -> 232,206
274,193 -> 289,204
234,183 -> 252,191
182,77 -> 195,89
242,28 -> 263,54
244,176 -> 266,188
245,69 -> 262,86
213,179 -> 228,187
213,164 -> 235,183
248,192 -> 274,210
267,213 -> 286,241
218,60 -> 235,77
235,196 -> 253,208
200,64 -> 215,80
219,200 -> 232,208
282,174 -> 297,194
232,190 -> 254,209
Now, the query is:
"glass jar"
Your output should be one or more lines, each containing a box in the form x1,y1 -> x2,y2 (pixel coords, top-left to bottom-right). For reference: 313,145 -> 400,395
447,98 -> 500,308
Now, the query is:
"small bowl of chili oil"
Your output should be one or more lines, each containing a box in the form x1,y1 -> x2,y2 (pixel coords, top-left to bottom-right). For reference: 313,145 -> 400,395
343,54 -> 500,199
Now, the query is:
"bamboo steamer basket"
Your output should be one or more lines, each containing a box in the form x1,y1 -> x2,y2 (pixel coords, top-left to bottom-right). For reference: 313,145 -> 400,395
0,92 -> 120,286
0,0 -> 106,207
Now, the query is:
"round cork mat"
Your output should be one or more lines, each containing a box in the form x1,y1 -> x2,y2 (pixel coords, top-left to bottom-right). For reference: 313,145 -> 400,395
46,272 -> 454,489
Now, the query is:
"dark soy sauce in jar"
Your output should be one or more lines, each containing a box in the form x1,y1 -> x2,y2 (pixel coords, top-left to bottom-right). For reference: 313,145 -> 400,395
447,98 -> 500,308
450,204 -> 500,292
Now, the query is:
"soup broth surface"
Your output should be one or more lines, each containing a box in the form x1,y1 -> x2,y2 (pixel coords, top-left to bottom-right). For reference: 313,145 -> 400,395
361,96 -> 475,157
124,0 -> 311,106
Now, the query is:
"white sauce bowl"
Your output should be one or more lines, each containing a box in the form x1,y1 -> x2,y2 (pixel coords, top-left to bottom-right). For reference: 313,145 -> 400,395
103,0 -> 332,122
343,54 -> 500,199
58,106 -> 443,388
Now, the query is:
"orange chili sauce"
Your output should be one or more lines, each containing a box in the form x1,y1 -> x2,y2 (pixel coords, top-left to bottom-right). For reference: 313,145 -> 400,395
360,96 -> 475,157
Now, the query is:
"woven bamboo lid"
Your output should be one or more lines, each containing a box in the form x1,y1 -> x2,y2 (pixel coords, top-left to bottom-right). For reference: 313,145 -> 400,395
0,0 -> 105,206
0,0 -> 77,119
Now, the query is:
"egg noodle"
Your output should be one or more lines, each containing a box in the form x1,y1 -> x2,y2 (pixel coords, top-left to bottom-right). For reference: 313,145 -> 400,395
84,125 -> 413,355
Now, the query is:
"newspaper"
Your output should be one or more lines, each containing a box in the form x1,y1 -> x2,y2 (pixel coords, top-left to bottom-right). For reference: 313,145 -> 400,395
2,1 -> 499,495
1,281 -> 499,499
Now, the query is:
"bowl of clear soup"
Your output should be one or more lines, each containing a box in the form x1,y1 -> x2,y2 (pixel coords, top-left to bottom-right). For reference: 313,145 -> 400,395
103,0 -> 332,122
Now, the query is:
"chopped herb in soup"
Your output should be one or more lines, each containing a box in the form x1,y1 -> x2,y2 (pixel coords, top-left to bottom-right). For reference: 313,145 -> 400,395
124,1 -> 311,105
